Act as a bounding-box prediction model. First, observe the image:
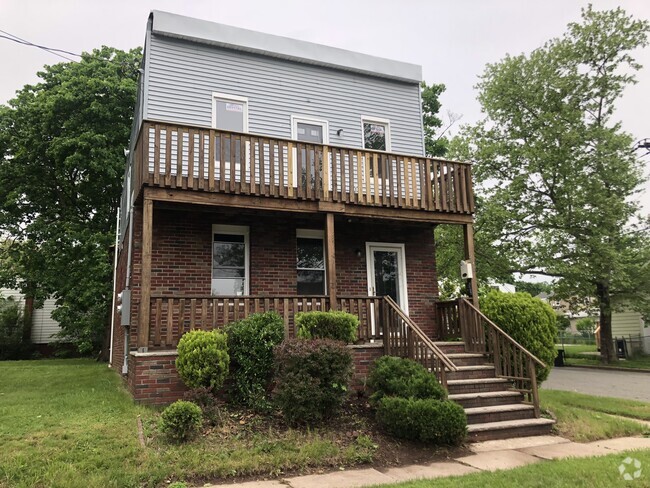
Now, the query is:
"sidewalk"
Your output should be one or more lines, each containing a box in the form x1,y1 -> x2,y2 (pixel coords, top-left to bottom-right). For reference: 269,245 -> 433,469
205,436 -> 650,488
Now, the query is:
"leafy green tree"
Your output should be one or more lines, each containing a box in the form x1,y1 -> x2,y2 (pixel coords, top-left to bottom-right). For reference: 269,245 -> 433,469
0,46 -> 141,355
455,6 -> 650,363
556,313 -> 571,333
576,317 -> 597,338
421,81 -> 449,157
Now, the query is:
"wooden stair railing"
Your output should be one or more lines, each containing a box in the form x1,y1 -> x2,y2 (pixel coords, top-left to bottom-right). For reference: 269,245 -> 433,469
458,298 -> 546,417
382,296 -> 457,388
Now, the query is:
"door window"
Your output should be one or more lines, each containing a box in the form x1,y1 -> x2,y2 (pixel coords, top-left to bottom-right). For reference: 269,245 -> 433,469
372,250 -> 400,305
296,230 -> 326,295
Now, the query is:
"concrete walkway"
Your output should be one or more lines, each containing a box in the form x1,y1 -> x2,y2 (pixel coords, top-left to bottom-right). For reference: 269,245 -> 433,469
204,436 -> 650,488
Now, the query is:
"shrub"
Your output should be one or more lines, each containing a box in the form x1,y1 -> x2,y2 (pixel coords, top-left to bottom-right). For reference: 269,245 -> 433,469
376,397 -> 466,445
159,400 -> 203,443
274,338 -> 353,425
367,356 -> 446,406
576,317 -> 596,337
481,290 -> 557,382
295,311 -> 359,343
0,297 -> 32,361
176,330 -> 229,390
184,387 -> 222,426
225,312 -> 285,410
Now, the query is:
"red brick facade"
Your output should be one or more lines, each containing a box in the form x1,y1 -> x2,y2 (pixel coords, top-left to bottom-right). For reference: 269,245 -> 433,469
112,204 -> 441,403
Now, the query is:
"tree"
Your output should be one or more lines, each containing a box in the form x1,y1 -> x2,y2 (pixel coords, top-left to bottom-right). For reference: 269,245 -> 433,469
0,46 -> 141,355
576,317 -> 596,338
456,6 -> 650,363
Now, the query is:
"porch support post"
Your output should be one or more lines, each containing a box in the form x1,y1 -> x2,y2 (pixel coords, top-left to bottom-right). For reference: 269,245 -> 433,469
325,213 -> 338,310
463,223 -> 479,308
137,198 -> 153,351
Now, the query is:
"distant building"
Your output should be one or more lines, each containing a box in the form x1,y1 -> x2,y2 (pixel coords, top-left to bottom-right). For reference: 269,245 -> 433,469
0,288 -> 61,345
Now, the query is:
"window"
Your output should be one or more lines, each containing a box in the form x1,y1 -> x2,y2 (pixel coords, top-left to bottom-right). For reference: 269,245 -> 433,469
361,117 -> 391,151
212,93 -> 249,132
296,229 -> 326,295
291,115 -> 329,144
212,225 -> 249,296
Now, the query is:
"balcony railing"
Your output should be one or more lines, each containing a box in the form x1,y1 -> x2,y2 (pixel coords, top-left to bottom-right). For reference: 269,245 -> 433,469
133,121 -> 475,215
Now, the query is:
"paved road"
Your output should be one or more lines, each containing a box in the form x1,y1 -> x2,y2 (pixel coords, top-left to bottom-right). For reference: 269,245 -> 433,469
543,367 -> 650,402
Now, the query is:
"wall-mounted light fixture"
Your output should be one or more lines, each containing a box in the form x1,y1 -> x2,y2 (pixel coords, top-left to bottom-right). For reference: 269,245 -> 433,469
336,129 -> 344,136
355,248 -> 362,258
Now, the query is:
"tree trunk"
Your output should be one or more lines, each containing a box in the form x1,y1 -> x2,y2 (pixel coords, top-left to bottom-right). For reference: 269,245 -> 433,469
22,296 -> 34,344
596,281 -> 616,363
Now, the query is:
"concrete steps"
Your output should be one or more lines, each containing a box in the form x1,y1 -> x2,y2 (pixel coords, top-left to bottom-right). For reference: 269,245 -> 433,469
435,341 -> 554,442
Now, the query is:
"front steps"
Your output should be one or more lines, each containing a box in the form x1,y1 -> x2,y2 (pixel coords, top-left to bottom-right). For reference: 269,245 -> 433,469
436,341 -> 554,442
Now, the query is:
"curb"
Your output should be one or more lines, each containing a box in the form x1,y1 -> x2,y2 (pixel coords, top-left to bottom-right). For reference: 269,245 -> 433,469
560,364 -> 650,374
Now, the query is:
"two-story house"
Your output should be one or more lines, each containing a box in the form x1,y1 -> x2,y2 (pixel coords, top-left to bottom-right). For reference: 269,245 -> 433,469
111,11 -> 553,441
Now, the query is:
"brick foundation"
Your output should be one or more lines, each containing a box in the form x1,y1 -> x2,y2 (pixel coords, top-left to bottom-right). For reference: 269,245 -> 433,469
128,343 -> 385,405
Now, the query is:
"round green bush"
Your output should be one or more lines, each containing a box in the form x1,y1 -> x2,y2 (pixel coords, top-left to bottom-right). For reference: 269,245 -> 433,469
480,290 -> 557,382
160,400 -> 203,443
175,330 -> 229,390
295,311 -> 359,343
376,397 -> 466,445
225,312 -> 285,410
274,338 -> 353,425
367,356 -> 446,406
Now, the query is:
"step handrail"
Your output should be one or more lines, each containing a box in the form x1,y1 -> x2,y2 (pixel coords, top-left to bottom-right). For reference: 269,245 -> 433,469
459,298 -> 546,368
383,296 -> 458,372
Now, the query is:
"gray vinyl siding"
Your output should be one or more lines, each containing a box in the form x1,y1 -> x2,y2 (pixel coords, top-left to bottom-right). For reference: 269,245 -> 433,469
145,35 -> 425,156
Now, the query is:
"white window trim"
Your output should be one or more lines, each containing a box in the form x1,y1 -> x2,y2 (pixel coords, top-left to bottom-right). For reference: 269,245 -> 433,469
212,92 -> 249,132
297,229 -> 327,295
365,242 -> 408,314
360,116 -> 392,152
212,224 -> 250,296
291,115 -> 329,144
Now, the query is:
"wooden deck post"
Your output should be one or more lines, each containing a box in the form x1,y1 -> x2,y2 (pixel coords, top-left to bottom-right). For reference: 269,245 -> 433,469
325,213 -> 337,310
463,223 -> 479,308
137,198 -> 153,351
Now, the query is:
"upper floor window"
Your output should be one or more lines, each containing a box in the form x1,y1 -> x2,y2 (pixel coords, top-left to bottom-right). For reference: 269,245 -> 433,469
296,229 -> 326,295
362,117 -> 391,152
212,93 -> 249,132
212,225 -> 249,296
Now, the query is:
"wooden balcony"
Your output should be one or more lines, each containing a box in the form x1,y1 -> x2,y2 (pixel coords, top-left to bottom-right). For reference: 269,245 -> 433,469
133,121 -> 475,222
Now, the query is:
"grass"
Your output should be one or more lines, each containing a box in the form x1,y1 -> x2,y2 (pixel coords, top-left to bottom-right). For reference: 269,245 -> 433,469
540,390 -> 650,442
566,355 -> 650,370
0,359 -> 377,488
370,449 -> 650,487
557,344 -> 597,358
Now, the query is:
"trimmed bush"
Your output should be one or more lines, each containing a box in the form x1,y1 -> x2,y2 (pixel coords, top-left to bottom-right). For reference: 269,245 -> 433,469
176,330 -> 229,390
295,311 -> 359,344
225,312 -> 285,410
160,400 -> 203,443
274,338 -> 353,425
367,356 -> 446,406
481,290 -> 557,382
376,396 -> 466,445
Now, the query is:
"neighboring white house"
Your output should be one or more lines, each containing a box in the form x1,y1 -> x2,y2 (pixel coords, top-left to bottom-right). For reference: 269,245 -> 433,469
611,310 -> 648,354
0,288 -> 61,344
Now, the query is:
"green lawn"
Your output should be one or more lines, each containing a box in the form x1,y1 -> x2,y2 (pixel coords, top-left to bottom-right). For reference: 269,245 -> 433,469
371,449 -> 650,487
566,355 -> 650,370
540,390 -> 650,442
0,359 -> 375,488
2,360 -> 650,487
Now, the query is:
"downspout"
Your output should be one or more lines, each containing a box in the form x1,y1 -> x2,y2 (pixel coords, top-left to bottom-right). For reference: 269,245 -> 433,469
108,207 -> 120,366
123,190 -> 135,374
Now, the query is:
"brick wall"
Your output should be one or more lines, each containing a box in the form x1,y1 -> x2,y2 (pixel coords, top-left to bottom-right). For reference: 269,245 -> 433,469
127,345 -> 384,405
127,352 -> 187,404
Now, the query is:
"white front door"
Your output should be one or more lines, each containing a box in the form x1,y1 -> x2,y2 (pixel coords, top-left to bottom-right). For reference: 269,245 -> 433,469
366,242 -> 409,314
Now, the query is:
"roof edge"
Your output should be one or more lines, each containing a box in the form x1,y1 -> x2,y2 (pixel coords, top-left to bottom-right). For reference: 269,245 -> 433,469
150,10 -> 422,84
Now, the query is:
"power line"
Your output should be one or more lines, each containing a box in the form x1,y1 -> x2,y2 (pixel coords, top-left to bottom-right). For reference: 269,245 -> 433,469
0,30 -> 78,62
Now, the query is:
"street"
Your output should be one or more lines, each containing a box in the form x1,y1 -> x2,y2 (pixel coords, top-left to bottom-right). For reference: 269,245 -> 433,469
543,366 -> 650,402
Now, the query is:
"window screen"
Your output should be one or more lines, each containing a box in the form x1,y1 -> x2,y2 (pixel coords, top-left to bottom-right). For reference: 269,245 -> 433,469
215,99 -> 245,132
363,121 -> 387,151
